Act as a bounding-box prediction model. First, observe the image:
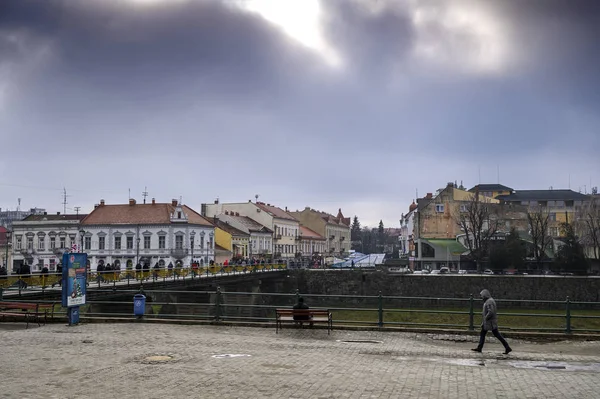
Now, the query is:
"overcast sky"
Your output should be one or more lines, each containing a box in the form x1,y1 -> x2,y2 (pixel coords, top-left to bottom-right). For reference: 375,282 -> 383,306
1,0 -> 599,227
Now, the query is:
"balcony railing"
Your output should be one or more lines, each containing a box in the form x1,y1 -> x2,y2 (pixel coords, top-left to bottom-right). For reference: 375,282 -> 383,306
170,248 -> 189,258
274,234 -> 282,240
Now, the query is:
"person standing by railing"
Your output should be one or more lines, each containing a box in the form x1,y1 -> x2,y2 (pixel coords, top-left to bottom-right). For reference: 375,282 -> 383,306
472,289 -> 512,354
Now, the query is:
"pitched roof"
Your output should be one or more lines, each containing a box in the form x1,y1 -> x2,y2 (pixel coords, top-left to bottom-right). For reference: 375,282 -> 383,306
497,189 -> 590,202
228,215 -> 273,233
299,225 -> 325,240
21,214 -> 87,222
214,220 -> 249,237
82,203 -> 213,226
255,202 -> 297,221
469,184 -> 513,192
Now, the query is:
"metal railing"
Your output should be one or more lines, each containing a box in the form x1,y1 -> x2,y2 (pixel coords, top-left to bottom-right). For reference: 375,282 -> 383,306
0,263 -> 288,296
8,288 -> 598,335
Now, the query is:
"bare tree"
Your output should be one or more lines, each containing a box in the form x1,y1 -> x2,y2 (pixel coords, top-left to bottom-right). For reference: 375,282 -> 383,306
527,207 -> 552,266
455,193 -> 500,272
577,196 -> 600,260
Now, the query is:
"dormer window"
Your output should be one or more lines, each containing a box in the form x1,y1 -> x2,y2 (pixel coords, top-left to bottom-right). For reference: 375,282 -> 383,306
178,211 -> 182,219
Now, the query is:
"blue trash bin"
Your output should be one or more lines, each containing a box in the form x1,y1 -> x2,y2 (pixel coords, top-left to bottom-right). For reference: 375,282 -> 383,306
134,294 -> 146,317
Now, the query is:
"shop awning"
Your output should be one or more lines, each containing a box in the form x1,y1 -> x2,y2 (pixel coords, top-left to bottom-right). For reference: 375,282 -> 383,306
426,239 -> 467,256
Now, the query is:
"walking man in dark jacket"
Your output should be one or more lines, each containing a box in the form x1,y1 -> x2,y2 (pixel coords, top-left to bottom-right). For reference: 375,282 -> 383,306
472,289 -> 512,354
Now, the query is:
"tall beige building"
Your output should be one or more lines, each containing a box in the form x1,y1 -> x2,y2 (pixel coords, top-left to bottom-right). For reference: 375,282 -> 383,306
289,207 -> 351,257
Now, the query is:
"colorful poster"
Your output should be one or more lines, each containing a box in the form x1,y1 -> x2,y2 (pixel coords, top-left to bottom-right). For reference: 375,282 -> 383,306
62,253 -> 87,308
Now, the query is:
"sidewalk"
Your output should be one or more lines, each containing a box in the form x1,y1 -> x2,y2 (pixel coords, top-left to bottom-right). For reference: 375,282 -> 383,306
1,323 -> 599,398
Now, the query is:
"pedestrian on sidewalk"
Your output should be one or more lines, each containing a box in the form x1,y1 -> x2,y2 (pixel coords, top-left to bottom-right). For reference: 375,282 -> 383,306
472,289 -> 512,354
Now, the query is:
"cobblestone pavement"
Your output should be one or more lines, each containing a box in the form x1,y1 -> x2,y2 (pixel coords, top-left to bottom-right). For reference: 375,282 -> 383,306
2,323 -> 600,399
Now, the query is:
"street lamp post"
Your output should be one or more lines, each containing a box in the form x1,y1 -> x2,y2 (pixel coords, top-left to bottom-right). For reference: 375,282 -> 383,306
200,231 -> 206,278
4,230 -> 11,274
136,237 -> 140,269
190,233 -> 195,278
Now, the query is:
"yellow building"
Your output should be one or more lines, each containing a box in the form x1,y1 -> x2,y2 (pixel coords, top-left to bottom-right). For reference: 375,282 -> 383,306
213,219 -> 250,261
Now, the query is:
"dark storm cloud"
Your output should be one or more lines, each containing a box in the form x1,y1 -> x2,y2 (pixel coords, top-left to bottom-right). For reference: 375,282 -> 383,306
1,0 -> 599,226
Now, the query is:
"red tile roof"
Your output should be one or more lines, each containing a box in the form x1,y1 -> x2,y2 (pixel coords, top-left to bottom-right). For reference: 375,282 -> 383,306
82,202 -> 213,226
299,225 -> 325,240
255,202 -> 297,221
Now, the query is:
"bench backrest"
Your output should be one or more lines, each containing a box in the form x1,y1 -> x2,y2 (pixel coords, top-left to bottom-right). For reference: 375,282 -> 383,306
276,309 -> 330,316
0,302 -> 52,310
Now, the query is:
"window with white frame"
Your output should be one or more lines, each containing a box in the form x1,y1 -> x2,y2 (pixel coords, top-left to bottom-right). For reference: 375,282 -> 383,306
99,236 -> 105,250
144,236 -> 151,249
175,235 -> 183,249
84,236 -> 91,250
59,236 -> 65,248
27,237 -> 33,250
114,236 -> 121,250
50,236 -> 56,249
159,236 -> 165,249
460,204 -> 468,213
435,204 -> 445,213
16,235 -> 22,250
38,236 -> 45,250
126,236 -> 133,249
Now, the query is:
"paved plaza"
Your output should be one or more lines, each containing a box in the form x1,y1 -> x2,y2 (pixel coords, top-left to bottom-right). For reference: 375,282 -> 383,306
1,323 -> 600,399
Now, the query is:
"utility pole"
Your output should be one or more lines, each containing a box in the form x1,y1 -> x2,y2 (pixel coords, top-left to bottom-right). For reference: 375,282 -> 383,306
74,207 -> 81,216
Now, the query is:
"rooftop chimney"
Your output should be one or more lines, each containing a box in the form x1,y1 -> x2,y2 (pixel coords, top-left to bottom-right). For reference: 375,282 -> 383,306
57,212 -> 60,215
171,199 -> 178,206
151,198 -> 156,205
100,199 -> 105,206
425,193 -> 433,199
285,206 -> 288,212
129,199 -> 136,206
94,204 -> 99,209
43,212 -> 47,215
214,199 -> 219,204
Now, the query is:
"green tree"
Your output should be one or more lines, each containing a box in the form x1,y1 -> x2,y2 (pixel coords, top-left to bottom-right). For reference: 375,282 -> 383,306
554,222 -> 588,275
351,216 -> 361,241
489,229 -> 526,272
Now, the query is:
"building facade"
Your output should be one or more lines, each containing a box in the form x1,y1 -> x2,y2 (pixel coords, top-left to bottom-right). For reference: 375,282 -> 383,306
289,207 -> 351,257
213,218 -> 250,260
214,213 -> 273,258
298,226 -> 326,257
11,213 -> 86,274
399,202 -> 416,267
202,201 -> 298,258
497,189 -> 591,238
80,199 -> 215,271
469,184 -> 513,199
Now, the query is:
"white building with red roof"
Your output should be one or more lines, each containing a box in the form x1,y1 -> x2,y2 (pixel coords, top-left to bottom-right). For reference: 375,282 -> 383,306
81,198 -> 214,270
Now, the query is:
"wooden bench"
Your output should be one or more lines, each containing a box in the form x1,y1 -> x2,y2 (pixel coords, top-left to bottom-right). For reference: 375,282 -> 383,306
276,309 -> 332,335
0,302 -> 55,329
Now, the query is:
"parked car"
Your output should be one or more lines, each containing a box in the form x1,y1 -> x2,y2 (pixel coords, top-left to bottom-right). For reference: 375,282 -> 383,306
483,269 -> 495,275
439,267 -> 450,274
458,270 -> 467,275
430,270 -> 441,275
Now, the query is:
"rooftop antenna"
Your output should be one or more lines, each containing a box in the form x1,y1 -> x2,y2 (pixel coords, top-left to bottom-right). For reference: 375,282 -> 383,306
74,206 -> 81,216
62,188 -> 71,215
142,187 -> 148,204
17,198 -> 21,212
128,188 -> 131,200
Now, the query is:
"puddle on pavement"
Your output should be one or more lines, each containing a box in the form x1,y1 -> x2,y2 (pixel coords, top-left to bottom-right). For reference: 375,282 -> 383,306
337,340 -> 383,344
509,361 -> 600,372
445,359 -> 486,367
212,354 -> 251,359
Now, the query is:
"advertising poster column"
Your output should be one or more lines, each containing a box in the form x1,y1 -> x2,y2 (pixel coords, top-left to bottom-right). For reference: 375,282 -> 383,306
62,253 -> 87,326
